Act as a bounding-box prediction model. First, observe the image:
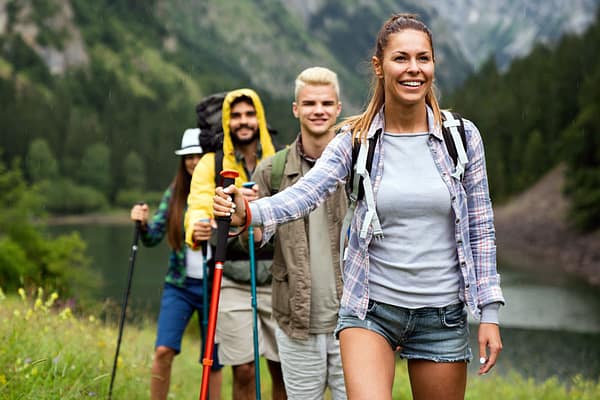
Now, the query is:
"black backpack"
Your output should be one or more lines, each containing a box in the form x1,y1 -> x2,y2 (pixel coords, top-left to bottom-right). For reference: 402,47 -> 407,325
196,92 -> 228,154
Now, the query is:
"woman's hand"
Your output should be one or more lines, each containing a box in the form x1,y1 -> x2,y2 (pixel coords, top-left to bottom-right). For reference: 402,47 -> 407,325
192,219 -> 213,242
213,185 -> 246,226
130,203 -> 148,228
478,323 -> 503,375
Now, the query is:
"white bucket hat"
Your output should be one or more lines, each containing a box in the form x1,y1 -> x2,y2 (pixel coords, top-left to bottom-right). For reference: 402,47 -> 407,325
174,128 -> 204,155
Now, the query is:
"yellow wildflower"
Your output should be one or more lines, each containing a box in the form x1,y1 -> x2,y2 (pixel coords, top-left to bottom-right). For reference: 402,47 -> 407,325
45,292 -> 59,308
0,374 -> 6,385
36,287 -> 44,300
18,288 -> 26,301
13,310 -> 21,317
0,287 -> 6,300
34,298 -> 43,311
59,307 -> 73,320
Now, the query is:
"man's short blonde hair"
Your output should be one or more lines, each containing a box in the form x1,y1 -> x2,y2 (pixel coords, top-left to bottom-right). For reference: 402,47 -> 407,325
294,67 -> 340,101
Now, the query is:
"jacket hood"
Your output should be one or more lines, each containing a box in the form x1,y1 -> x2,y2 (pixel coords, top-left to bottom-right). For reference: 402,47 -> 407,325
221,88 -> 276,159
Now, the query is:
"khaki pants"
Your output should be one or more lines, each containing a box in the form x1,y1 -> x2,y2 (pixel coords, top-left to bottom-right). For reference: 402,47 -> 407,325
215,277 -> 279,365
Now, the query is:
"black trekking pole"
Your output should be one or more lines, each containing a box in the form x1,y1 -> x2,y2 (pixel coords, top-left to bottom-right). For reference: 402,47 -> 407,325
108,218 -> 142,400
199,169 -> 239,400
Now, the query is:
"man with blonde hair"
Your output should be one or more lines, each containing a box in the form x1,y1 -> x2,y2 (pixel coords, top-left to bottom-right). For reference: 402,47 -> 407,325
251,66 -> 347,399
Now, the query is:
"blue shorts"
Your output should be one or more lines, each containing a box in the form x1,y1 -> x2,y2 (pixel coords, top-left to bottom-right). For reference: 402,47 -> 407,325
155,278 -> 223,370
335,300 -> 472,363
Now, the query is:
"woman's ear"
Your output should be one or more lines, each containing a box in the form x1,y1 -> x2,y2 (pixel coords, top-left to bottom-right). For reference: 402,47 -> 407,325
372,56 -> 383,79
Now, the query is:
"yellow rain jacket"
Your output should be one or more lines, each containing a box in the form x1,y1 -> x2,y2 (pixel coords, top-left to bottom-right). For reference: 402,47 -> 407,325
185,88 -> 276,248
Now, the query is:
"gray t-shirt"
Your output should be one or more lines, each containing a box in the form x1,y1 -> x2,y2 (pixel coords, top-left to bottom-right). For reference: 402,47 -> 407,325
368,132 -> 460,308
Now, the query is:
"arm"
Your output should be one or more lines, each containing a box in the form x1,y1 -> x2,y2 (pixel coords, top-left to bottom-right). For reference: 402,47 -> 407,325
463,120 -> 504,308
130,188 -> 171,247
214,132 -> 352,244
251,133 -> 352,243
463,120 -> 504,375
185,152 -> 217,248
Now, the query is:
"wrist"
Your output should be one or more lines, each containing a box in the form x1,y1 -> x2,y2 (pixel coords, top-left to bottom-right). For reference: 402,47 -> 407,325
243,197 -> 252,231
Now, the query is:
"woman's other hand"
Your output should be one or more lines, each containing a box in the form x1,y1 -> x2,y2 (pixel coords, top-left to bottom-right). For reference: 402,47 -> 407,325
478,323 -> 503,375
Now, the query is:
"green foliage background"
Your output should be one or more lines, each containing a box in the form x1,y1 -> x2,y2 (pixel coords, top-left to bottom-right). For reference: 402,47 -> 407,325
0,156 -> 98,298
0,0 -> 598,231
446,11 -> 600,231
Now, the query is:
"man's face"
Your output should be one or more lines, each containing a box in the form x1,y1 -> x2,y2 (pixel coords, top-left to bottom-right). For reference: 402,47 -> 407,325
293,84 -> 341,138
229,101 -> 259,145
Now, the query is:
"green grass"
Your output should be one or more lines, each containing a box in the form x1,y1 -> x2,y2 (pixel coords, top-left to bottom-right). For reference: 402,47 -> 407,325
1,288 -> 599,399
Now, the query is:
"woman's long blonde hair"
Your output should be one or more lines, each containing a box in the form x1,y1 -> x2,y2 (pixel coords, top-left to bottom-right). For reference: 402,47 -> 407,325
337,13 -> 442,142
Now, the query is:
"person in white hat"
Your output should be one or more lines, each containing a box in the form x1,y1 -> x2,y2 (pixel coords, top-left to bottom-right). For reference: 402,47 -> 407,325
130,128 -> 223,400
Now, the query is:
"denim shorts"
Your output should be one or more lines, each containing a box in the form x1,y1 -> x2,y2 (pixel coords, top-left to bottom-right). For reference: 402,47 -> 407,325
335,299 -> 472,363
156,278 -> 223,370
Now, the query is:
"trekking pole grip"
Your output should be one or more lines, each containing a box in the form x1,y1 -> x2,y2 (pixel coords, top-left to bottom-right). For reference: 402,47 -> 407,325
214,170 -> 239,263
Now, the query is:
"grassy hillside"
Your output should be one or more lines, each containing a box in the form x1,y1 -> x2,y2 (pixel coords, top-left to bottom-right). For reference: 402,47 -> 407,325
1,289 -> 600,399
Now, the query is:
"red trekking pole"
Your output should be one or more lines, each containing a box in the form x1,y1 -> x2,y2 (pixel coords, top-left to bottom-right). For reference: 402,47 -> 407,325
199,169 -> 239,400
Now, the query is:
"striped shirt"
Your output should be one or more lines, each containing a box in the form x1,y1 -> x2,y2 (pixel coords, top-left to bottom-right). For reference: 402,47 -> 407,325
250,106 -> 505,320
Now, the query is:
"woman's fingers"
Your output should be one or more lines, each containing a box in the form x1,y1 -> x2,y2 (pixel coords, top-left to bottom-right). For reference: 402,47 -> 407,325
478,323 -> 502,375
213,193 -> 235,216
130,204 -> 148,222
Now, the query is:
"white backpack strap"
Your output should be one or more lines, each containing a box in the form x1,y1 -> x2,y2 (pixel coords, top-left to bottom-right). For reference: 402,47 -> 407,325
339,200 -> 355,269
338,137 -> 384,270
355,140 -> 383,240
441,110 -> 469,180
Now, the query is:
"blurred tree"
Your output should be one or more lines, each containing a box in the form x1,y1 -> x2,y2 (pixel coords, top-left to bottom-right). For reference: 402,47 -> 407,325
562,105 -> 600,231
77,143 -> 111,195
521,130 -> 545,189
25,138 -> 59,183
0,154 -> 97,296
123,150 -> 145,190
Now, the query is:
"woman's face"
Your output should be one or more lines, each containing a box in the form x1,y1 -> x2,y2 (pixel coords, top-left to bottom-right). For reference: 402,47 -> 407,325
373,29 -> 434,108
184,154 -> 202,176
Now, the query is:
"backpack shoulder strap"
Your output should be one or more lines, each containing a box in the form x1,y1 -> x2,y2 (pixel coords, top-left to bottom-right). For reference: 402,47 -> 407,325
270,146 -> 289,195
441,111 -> 468,181
214,149 -> 224,187
347,129 -> 382,202
340,129 -> 384,271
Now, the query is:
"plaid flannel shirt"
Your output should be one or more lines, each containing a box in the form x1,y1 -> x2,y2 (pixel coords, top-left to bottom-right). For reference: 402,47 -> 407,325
251,106 -> 505,320
140,186 -> 188,287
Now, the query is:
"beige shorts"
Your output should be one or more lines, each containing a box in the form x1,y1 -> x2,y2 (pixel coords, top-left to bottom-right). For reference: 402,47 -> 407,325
215,277 -> 279,365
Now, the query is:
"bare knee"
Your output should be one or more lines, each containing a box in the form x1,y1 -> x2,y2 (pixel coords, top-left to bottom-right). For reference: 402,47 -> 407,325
153,346 -> 176,367
232,362 -> 255,386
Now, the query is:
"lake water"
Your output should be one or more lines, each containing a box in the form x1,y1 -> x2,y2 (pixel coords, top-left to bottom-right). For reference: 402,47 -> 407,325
49,223 -> 600,382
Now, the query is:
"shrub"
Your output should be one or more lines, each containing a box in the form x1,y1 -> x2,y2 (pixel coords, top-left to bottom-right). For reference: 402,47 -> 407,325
114,189 -> 163,209
40,178 -> 109,214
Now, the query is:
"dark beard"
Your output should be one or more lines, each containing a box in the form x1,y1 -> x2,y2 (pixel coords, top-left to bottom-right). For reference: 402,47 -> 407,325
231,126 -> 260,146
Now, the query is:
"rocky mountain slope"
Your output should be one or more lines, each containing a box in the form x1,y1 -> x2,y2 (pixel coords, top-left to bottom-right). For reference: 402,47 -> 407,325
4,0 -> 598,110
494,165 -> 600,286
